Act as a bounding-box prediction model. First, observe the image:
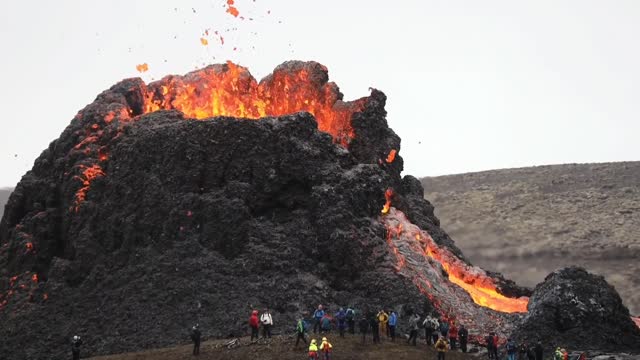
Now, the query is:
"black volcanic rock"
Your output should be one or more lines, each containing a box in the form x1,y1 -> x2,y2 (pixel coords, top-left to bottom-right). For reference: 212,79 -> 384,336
513,267 -> 640,352
0,63 -> 449,359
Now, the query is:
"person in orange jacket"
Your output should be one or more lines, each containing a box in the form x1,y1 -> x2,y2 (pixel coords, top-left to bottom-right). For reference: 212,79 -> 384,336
377,310 -> 389,339
320,336 -> 333,360
435,336 -> 448,360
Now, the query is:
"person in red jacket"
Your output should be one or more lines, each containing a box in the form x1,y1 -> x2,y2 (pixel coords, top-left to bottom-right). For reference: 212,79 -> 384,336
448,321 -> 458,350
249,310 -> 260,341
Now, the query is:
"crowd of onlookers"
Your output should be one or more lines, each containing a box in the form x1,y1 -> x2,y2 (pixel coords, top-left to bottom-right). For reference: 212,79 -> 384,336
187,304 -> 569,359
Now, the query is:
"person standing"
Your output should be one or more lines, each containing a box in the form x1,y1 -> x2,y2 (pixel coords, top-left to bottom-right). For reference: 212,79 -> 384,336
388,310 -> 398,342
260,308 -> 273,338
506,338 -> 517,360
320,336 -> 333,360
431,318 -> 441,345
534,341 -> 544,360
358,315 -> 369,344
71,335 -> 82,360
321,313 -> 332,334
435,336 -> 449,360
449,322 -> 458,350
369,311 -> 380,344
308,339 -> 319,360
249,310 -> 260,341
346,307 -> 356,334
295,318 -> 308,347
423,315 -> 434,345
407,313 -> 420,346
336,308 -> 347,338
486,332 -> 499,360
519,341 -> 529,360
190,324 -> 201,356
377,310 -> 389,339
313,305 -> 325,334
439,320 -> 450,339
458,324 -> 469,353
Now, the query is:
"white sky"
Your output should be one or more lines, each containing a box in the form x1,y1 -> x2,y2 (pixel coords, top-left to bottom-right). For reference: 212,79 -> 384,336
1,0 -> 639,188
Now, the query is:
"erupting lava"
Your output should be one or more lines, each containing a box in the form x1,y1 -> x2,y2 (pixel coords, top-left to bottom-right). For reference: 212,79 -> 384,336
70,61 -> 369,212
143,61 -> 366,147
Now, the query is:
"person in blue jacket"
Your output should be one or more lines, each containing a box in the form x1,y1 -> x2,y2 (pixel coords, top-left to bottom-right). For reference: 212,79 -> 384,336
388,310 -> 398,341
336,308 -> 347,338
313,305 -> 325,334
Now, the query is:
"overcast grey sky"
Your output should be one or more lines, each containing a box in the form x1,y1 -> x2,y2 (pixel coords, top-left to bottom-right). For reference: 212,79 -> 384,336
1,0 -> 639,187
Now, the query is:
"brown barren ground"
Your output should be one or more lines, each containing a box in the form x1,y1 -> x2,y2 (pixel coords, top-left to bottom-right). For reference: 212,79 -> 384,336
89,335 -> 475,360
422,162 -> 640,315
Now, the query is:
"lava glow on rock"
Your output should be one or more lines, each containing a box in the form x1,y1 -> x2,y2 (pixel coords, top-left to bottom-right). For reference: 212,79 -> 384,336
143,61 -> 366,147
71,60 -> 530,317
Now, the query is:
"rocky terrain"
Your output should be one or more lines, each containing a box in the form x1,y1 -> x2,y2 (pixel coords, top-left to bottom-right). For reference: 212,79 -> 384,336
422,162 -> 640,315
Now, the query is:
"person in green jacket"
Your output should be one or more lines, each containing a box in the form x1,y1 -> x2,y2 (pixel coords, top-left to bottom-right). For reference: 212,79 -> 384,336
295,318 -> 308,348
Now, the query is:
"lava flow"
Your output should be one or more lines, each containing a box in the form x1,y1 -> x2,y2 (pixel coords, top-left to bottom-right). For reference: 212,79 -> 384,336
383,207 -> 526,337
143,61 -> 366,147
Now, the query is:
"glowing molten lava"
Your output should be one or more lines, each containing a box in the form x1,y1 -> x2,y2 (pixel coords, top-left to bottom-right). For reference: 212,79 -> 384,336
386,149 -> 397,163
143,61 -> 366,146
73,165 -> 106,211
381,188 -> 393,214
384,207 -> 528,314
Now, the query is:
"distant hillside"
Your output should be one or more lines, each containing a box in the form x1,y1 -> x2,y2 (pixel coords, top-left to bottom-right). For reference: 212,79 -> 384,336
0,188 -> 12,219
422,162 -> 640,315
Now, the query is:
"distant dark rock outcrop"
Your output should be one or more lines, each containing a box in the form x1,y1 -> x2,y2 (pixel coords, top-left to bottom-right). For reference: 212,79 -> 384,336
514,267 -> 640,351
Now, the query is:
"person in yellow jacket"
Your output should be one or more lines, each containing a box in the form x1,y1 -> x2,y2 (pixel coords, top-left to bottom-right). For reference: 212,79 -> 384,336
435,336 -> 448,360
308,339 -> 318,360
377,310 -> 389,339
320,337 -> 333,360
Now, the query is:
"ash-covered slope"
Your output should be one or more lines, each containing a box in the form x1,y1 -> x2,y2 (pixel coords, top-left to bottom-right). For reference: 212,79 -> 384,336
0,62 -> 460,359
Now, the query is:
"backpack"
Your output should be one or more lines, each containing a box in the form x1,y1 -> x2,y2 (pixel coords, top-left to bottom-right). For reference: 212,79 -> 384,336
346,309 -> 354,320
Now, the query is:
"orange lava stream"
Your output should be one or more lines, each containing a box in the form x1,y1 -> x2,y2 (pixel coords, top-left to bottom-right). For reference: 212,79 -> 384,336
143,62 -> 365,146
384,201 -> 528,313
421,231 -> 528,313
381,188 -> 393,214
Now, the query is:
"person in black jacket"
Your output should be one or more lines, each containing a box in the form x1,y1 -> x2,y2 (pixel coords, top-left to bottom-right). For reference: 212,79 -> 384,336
359,316 -> 369,344
369,312 -> 380,344
458,324 -> 469,353
71,336 -> 82,360
190,324 -> 201,356
534,340 -> 544,360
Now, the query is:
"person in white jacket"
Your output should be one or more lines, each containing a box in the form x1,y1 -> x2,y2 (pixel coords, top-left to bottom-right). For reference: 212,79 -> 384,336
260,308 -> 273,338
